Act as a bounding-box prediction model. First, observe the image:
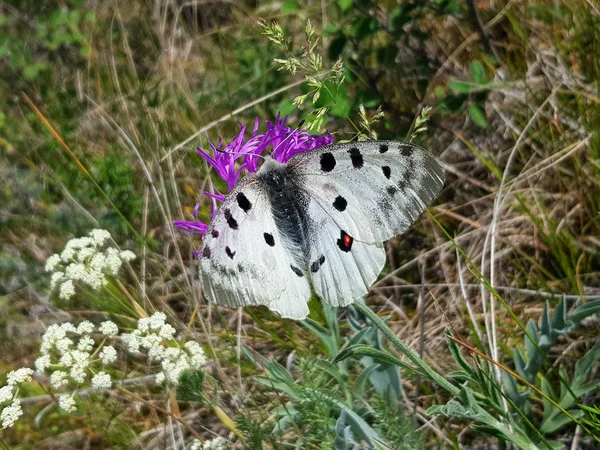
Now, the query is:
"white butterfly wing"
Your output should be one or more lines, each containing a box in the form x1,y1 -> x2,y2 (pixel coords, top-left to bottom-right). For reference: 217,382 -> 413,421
287,140 -> 444,307
198,177 -> 311,319
290,141 -> 445,244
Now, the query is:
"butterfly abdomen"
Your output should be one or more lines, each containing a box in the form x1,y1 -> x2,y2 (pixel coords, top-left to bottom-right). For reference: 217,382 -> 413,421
259,163 -> 313,272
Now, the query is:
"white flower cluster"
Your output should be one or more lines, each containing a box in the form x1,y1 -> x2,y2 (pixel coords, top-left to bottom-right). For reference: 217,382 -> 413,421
191,437 -> 229,450
125,312 -> 207,385
45,229 -> 136,300
35,320 -> 120,412
0,368 -> 33,429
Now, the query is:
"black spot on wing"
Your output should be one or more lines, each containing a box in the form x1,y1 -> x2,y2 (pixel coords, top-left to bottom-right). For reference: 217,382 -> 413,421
290,265 -> 304,277
224,208 -> 238,230
320,152 -> 336,172
225,246 -> 235,259
236,192 -> 252,212
333,196 -> 347,212
382,166 -> 391,179
310,255 -> 326,273
400,144 -> 414,157
202,247 -> 211,258
348,147 -> 364,168
337,230 -> 353,253
211,229 -> 219,238
387,186 -> 398,196
263,232 -> 275,247
379,143 -> 389,153
398,170 -> 411,190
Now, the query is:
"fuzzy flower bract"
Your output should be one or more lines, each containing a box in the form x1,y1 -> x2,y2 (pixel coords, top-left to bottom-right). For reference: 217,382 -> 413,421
174,114 -> 333,238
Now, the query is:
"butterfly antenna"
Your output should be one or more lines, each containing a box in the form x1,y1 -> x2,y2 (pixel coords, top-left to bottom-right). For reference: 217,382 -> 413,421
214,147 -> 267,163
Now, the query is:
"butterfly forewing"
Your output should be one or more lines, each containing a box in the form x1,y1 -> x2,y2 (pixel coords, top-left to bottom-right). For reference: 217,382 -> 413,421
289,141 -> 445,244
199,177 -> 311,317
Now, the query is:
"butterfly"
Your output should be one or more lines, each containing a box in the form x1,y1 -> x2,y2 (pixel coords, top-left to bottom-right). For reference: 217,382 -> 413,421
198,140 -> 444,320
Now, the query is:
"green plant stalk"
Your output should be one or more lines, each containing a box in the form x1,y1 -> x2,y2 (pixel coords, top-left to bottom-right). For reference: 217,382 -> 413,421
352,301 -> 460,396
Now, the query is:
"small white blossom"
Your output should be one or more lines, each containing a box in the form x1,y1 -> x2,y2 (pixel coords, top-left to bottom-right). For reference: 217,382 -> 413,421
159,324 -> 176,339
0,385 -> 14,403
99,346 -> 117,364
120,250 -> 136,261
7,368 -> 33,386
50,371 -> 69,389
185,341 -> 207,368
77,336 -> 95,352
59,280 -> 75,300
123,333 -> 141,353
58,394 -> 76,413
148,312 -> 166,330
59,352 -> 74,368
91,371 -> 112,389
99,321 -> 118,336
1,400 -> 23,429
35,355 -> 51,373
60,246 -> 76,262
155,372 -> 165,385
76,321 -> 94,335
50,272 -> 64,289
55,337 -> 73,355
45,254 -> 62,272
90,229 -> 111,245
192,437 -> 229,450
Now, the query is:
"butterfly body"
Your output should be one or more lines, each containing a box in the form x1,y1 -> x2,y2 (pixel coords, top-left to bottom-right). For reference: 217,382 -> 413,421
199,141 -> 444,320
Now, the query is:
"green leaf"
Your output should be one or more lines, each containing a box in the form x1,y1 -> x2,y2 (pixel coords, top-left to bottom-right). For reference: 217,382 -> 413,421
302,318 -> 339,358
468,104 -> 489,129
569,299 -> 600,324
448,79 -> 473,93
354,363 -> 381,397
333,344 -> 424,376
470,60 -> 485,84
337,0 -> 353,12
282,0 -> 299,13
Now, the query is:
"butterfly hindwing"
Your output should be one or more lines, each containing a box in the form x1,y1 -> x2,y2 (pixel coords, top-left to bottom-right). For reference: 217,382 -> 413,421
304,197 -> 386,306
290,141 -> 445,244
199,177 -> 311,318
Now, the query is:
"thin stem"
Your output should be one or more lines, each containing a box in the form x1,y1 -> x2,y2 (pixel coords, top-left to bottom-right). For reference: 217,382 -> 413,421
352,301 -> 460,396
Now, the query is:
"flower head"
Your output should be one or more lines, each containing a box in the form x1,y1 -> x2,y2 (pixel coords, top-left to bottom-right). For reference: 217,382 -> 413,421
174,114 -> 333,239
45,229 -> 136,301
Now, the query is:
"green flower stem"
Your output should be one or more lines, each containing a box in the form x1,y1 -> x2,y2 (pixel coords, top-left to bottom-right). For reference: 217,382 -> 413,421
353,301 -> 460,396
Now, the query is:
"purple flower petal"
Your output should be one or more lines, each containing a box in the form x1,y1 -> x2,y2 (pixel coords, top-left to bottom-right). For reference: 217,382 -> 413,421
174,220 -> 209,235
175,114 -> 333,243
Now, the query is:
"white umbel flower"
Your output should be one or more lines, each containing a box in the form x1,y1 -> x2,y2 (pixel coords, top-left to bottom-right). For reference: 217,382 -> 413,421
99,346 -> 117,364
191,437 -> 229,450
45,229 -> 136,301
7,368 -> 33,386
45,254 -> 62,272
59,280 -> 75,300
99,321 -> 118,336
0,385 -> 13,403
1,400 -> 23,429
50,371 -> 69,389
58,394 -> 77,413
91,371 -> 112,389
76,321 -> 94,335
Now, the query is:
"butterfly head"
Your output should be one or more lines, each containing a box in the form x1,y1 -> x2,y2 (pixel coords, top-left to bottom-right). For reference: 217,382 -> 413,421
258,157 -> 291,194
